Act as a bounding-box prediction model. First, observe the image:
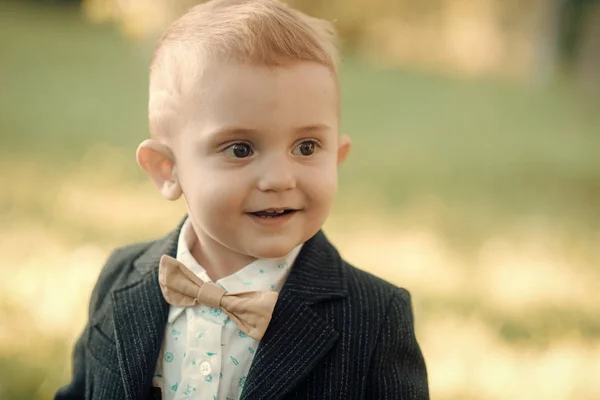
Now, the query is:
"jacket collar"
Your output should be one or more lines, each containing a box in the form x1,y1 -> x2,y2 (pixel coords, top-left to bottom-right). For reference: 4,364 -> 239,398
241,230 -> 348,400
112,220 -> 347,400
111,219 -> 182,400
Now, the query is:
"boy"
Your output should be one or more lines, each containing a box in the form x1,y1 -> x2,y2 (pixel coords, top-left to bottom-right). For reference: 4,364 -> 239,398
55,0 -> 429,399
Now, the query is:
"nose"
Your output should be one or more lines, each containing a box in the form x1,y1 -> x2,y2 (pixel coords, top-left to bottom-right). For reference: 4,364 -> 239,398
256,156 -> 296,192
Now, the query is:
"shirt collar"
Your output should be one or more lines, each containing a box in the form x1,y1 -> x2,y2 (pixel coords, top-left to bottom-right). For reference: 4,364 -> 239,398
167,217 -> 302,324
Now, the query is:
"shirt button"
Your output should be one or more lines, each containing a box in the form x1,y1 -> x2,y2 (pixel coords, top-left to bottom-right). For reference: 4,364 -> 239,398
199,361 -> 212,376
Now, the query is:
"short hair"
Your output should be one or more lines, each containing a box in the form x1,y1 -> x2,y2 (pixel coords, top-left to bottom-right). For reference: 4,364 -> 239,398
148,0 -> 339,139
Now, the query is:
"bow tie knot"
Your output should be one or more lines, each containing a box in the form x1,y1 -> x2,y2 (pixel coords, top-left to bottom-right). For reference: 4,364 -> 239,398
158,255 -> 278,341
196,281 -> 226,309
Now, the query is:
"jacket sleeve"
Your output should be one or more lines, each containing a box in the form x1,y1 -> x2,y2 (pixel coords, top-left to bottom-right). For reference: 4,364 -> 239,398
54,246 -> 141,399
54,324 -> 89,400
368,289 -> 430,400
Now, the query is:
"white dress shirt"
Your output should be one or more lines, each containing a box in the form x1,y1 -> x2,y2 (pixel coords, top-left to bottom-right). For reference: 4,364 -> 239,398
153,218 -> 302,400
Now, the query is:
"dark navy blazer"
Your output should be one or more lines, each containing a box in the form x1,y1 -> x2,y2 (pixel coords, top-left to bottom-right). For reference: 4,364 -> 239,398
55,224 -> 429,399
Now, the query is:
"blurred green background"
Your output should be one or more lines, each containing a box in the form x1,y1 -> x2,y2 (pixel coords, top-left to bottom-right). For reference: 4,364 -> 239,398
1,0 -> 599,399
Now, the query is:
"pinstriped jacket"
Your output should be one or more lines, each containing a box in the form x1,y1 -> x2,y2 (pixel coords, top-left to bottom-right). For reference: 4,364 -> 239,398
55,224 -> 429,400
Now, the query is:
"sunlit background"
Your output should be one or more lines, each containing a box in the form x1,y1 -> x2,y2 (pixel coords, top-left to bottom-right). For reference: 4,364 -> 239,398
1,0 -> 599,399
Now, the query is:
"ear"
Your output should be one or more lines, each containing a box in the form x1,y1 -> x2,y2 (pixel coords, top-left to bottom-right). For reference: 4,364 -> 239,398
337,133 -> 352,166
136,139 -> 182,201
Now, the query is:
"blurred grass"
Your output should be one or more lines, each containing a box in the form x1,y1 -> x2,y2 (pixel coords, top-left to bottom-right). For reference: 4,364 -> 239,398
2,2 -> 599,242
1,2 -> 600,400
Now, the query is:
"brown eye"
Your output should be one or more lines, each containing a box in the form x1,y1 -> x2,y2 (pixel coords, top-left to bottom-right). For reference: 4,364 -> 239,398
225,143 -> 253,158
293,140 -> 317,156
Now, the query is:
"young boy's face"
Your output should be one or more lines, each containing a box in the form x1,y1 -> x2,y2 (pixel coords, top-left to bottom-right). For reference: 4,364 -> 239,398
150,60 -> 349,260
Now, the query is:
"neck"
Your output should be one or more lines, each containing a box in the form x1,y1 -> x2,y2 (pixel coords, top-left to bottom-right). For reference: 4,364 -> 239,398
188,226 -> 257,282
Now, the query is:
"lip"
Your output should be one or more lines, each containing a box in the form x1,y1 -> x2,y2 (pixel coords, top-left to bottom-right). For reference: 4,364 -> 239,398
246,210 -> 299,227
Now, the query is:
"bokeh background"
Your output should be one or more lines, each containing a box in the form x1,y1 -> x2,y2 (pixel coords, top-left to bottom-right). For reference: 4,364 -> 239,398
1,0 -> 599,399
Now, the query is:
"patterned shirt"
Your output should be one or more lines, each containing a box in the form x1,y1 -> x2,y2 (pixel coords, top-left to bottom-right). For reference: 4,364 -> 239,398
153,218 -> 302,400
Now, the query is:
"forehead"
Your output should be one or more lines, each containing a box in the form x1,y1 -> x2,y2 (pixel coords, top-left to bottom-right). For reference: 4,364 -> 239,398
190,60 -> 339,134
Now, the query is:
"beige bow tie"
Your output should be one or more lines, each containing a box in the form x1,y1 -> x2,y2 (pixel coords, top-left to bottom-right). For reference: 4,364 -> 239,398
158,255 -> 278,341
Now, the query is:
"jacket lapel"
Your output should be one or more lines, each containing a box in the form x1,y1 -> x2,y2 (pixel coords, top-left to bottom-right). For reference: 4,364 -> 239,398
112,223 -> 181,400
241,231 -> 348,400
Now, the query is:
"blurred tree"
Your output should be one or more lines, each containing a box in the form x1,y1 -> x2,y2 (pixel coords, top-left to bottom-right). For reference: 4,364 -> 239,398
74,0 -> 599,81
23,0 -> 81,3
560,0 -> 600,83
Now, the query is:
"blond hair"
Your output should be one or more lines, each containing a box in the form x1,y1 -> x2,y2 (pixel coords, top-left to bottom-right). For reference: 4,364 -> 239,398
148,0 -> 339,138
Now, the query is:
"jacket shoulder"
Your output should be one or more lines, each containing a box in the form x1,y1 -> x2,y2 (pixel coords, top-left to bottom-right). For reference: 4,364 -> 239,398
88,241 -> 152,314
342,260 -> 412,310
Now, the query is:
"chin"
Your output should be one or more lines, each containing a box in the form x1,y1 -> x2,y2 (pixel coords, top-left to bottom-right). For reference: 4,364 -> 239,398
249,238 -> 300,259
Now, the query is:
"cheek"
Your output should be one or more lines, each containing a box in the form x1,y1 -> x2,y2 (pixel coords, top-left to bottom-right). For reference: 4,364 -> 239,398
181,167 -> 250,216
301,165 -> 338,207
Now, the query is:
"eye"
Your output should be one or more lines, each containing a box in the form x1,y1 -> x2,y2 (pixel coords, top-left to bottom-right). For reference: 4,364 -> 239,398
224,143 -> 253,158
293,140 -> 318,156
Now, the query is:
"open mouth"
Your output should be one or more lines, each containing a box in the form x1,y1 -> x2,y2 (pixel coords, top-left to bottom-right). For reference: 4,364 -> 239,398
248,208 -> 297,218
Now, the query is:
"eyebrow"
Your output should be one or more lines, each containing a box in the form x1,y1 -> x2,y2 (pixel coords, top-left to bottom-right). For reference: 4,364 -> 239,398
295,123 -> 333,134
209,123 -> 333,141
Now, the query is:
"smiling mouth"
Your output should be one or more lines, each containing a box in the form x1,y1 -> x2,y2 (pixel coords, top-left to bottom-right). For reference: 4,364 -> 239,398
248,208 -> 298,218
